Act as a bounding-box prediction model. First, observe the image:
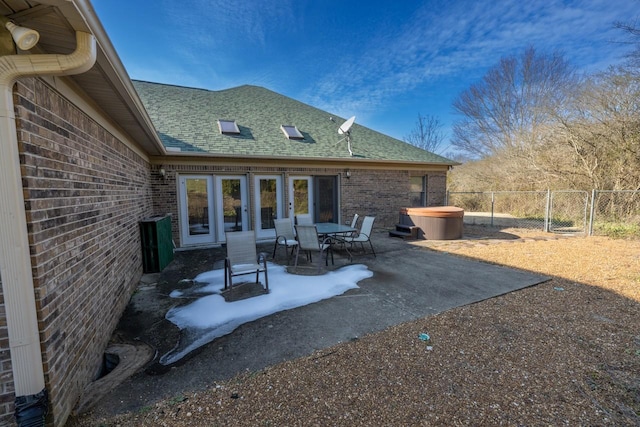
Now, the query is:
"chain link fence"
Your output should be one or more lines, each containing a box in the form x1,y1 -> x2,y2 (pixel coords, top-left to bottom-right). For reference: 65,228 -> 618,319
589,190 -> 640,238
446,191 -> 549,230
447,190 -> 638,237
548,190 -> 589,233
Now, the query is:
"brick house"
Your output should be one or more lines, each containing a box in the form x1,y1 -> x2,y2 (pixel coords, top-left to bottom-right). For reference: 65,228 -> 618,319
0,1 -> 455,426
0,1 -> 163,425
134,81 -> 455,248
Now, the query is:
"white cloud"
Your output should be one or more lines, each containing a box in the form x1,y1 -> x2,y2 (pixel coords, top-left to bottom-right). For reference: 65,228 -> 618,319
164,0 -> 299,50
303,0 -> 638,120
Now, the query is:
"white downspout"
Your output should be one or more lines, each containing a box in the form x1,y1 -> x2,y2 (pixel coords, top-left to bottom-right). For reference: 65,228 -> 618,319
0,31 -> 96,398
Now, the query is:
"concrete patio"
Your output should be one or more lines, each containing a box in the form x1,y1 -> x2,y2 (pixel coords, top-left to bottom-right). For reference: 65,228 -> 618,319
80,229 -> 549,417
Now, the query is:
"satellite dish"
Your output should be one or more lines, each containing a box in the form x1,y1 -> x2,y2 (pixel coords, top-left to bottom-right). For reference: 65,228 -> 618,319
338,116 -> 356,135
335,115 -> 356,156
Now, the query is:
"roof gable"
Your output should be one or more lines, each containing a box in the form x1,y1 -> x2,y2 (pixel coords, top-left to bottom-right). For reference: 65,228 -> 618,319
132,80 -> 454,164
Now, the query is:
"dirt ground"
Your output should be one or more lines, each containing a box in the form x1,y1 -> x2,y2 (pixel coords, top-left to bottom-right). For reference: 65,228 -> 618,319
68,226 -> 640,426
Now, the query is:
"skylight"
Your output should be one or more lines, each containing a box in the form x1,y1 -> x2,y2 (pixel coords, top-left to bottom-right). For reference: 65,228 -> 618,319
281,125 -> 304,140
218,119 -> 240,134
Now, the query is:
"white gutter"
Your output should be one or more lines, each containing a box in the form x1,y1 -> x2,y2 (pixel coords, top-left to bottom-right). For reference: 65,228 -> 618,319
0,31 -> 96,397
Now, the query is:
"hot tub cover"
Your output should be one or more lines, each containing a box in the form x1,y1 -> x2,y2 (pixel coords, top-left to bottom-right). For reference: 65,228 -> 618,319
400,206 -> 464,218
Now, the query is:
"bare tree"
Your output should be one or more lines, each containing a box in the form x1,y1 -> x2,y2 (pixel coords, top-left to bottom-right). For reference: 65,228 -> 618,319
449,30 -> 640,193
451,46 -> 579,159
554,67 -> 640,190
615,20 -> 640,68
403,113 -> 445,154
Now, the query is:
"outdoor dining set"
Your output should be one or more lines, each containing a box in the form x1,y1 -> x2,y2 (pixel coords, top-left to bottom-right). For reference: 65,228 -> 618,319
275,214 -> 376,269
223,214 -> 376,292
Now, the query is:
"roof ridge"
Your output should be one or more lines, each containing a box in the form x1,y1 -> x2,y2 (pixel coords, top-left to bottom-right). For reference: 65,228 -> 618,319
132,80 -> 270,95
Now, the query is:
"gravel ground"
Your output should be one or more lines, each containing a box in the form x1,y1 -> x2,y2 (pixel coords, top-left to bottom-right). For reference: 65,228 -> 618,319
69,228 -> 640,426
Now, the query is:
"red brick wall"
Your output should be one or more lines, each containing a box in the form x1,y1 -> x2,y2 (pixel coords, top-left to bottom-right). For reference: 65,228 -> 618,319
341,170 -> 447,227
426,172 -> 447,206
8,78 -> 153,425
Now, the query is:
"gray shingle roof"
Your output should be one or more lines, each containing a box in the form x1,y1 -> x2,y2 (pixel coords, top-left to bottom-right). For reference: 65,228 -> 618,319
132,80 -> 454,164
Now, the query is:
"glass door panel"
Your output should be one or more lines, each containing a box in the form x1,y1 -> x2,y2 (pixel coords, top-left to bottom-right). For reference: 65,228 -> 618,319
315,176 -> 338,223
254,175 -> 283,239
179,175 -> 214,245
216,176 -> 248,242
288,177 -> 313,221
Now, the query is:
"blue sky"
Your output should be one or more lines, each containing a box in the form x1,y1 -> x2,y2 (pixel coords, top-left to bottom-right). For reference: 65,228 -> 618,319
92,0 -> 637,151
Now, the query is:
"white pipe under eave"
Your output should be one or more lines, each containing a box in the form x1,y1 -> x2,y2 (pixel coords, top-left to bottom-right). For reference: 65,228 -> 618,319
0,31 -> 96,397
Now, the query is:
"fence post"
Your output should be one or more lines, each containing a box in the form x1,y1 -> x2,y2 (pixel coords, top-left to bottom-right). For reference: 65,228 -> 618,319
588,189 -> 596,236
490,192 -> 494,227
544,189 -> 551,232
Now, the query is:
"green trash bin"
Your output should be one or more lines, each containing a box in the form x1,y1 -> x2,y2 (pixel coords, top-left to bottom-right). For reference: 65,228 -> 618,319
140,215 -> 174,273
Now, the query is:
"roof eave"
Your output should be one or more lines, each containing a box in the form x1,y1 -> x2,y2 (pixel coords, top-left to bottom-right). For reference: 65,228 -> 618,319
31,0 -> 166,155
150,151 -> 456,168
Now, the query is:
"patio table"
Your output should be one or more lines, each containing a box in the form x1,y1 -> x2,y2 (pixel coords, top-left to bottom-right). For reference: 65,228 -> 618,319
315,222 -> 357,261
315,222 -> 357,237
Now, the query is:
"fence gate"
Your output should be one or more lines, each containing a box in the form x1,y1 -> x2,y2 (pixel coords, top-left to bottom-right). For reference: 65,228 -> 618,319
548,190 -> 589,233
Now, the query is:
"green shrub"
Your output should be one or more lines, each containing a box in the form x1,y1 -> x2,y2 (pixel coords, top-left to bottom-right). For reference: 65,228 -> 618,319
594,222 -> 640,239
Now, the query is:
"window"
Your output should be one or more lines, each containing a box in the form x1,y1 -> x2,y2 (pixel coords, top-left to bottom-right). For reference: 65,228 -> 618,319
218,119 -> 240,134
280,125 -> 304,140
410,176 -> 427,207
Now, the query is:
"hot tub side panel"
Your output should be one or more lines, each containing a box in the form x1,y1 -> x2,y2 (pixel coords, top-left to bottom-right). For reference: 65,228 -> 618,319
399,207 -> 464,240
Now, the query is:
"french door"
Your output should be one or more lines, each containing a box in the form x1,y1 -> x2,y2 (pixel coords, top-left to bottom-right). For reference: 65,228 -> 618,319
254,175 -> 283,239
179,175 -> 215,246
179,175 -> 249,245
288,176 -> 338,223
288,176 -> 313,221
215,176 -> 248,242
179,174 -> 337,246
315,176 -> 338,223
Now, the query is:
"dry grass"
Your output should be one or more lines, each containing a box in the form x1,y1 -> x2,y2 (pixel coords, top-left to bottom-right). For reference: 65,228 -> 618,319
69,228 -> 640,426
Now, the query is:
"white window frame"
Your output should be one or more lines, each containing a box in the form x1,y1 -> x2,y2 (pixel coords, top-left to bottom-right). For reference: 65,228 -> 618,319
217,119 -> 240,134
280,125 -> 304,140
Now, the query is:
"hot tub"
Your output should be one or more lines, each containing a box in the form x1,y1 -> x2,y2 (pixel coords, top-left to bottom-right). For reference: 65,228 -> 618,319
399,206 -> 464,240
